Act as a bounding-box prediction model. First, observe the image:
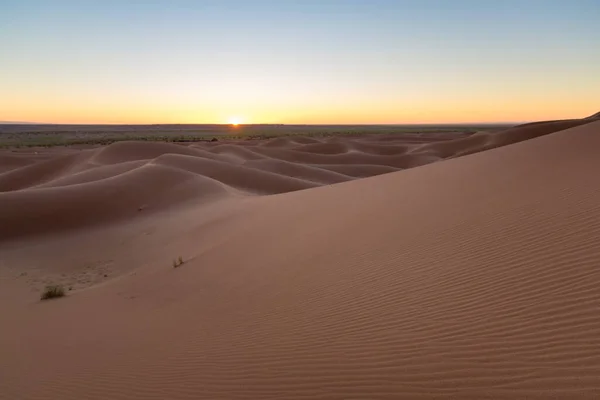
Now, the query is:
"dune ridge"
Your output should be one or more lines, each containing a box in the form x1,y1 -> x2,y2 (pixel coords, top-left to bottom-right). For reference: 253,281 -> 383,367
1,119 -> 600,399
585,111 -> 600,119
0,120 -> 589,240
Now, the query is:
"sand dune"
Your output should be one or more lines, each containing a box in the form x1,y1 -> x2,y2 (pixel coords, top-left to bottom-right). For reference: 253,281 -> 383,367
1,119 -> 600,399
0,153 -> 38,173
585,111 -> 600,119
0,125 -> 550,239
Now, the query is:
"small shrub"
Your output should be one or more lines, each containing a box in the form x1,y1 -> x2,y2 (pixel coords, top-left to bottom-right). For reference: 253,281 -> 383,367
173,256 -> 185,268
41,285 -> 65,300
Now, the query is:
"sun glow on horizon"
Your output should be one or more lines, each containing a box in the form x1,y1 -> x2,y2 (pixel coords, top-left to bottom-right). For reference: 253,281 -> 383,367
227,116 -> 244,126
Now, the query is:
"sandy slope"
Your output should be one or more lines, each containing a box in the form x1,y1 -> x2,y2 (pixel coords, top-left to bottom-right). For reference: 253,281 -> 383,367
1,119 -> 600,399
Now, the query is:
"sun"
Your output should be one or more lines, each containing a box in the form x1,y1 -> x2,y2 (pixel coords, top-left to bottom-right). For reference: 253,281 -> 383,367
227,116 -> 243,126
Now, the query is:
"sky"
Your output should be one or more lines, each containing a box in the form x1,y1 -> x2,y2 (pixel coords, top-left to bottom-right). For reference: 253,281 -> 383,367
1,0 -> 599,124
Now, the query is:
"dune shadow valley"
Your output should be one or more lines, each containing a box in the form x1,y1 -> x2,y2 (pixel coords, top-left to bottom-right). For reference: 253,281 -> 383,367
2,115 -> 600,399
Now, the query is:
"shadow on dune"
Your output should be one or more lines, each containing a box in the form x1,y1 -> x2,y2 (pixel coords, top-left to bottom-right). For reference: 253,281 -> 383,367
0,116 -> 595,241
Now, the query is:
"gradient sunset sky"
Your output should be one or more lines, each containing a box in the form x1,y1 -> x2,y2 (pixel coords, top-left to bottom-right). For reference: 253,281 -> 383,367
2,0 -> 599,124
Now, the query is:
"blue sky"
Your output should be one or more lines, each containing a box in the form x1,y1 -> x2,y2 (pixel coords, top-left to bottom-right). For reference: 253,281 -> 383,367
1,0 -> 599,123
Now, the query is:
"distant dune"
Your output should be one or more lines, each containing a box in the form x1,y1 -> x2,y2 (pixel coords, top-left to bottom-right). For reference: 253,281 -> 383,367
586,111 -> 600,119
1,117 -> 600,399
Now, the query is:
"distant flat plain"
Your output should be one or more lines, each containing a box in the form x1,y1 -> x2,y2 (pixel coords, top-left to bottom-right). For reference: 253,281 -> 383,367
0,123 -> 513,148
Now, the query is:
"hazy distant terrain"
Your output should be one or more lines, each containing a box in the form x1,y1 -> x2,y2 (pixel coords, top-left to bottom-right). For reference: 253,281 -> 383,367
0,123 -> 513,148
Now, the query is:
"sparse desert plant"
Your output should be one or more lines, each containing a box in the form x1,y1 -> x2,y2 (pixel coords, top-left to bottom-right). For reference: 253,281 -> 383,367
41,285 -> 65,300
173,256 -> 185,268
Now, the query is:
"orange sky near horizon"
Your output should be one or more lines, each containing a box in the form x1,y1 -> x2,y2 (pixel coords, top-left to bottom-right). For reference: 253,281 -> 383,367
3,93 -> 597,125
2,1 -> 599,125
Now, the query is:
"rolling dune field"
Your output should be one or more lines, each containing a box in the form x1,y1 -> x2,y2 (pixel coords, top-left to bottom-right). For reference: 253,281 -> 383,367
1,117 -> 600,399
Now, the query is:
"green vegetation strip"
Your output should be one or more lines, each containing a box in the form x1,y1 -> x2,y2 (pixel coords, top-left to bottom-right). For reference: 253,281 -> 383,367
0,125 -> 505,148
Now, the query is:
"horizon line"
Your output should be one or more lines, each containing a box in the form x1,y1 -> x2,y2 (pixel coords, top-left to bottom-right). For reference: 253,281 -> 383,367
0,121 -> 526,126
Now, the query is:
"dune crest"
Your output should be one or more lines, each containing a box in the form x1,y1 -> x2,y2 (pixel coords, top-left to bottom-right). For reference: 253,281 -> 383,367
585,111 -> 600,119
1,120 -> 587,240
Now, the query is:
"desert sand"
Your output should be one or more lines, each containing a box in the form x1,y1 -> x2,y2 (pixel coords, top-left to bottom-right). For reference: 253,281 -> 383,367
1,117 -> 599,399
